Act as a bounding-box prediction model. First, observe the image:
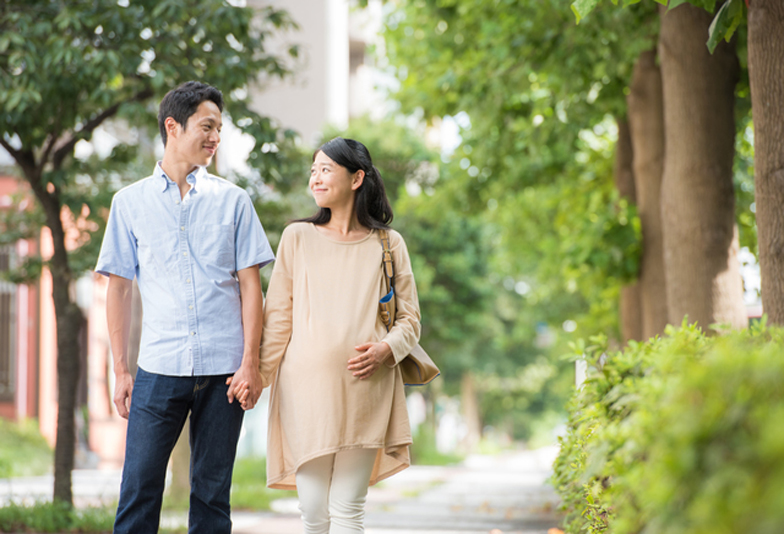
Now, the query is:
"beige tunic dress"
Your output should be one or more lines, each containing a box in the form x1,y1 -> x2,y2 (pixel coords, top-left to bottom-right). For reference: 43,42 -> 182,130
260,222 -> 420,490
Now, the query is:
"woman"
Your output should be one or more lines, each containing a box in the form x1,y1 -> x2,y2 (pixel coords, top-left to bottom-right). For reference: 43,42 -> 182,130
259,137 -> 421,534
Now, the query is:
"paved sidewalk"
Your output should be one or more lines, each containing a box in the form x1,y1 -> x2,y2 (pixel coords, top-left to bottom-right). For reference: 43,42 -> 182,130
0,446 -> 562,533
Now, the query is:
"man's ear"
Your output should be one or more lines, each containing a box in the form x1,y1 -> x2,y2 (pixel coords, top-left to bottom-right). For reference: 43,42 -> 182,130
351,169 -> 365,191
165,116 -> 180,142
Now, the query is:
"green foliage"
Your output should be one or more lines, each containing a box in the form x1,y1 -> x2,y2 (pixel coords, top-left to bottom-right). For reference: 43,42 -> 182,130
230,457 -> 297,511
382,0 -> 652,340
410,424 -> 464,466
0,0 -> 302,276
707,0 -> 745,53
0,419 -> 52,478
569,0 -> 746,53
553,322 -> 784,534
0,501 -> 113,533
734,112 -> 756,255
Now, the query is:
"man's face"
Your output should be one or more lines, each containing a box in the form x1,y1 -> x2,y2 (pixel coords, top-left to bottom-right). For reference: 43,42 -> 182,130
167,100 -> 222,167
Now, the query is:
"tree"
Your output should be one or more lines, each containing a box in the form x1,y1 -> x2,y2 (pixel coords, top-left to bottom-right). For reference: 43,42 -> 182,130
657,3 -> 746,329
573,0 -> 784,325
748,1 -> 784,323
0,0 -> 298,505
614,117 -> 642,343
381,0 -> 651,340
626,50 -> 668,339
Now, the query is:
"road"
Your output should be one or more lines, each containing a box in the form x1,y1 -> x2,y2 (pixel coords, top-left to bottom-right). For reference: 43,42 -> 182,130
231,446 -> 562,534
0,446 -> 562,534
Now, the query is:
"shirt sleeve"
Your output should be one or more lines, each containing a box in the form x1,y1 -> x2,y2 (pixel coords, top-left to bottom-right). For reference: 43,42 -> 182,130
235,191 -> 275,271
95,193 -> 137,280
382,231 -> 422,366
259,226 -> 294,388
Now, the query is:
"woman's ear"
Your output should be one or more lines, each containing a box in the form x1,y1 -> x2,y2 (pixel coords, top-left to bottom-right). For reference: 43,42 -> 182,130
351,169 -> 365,191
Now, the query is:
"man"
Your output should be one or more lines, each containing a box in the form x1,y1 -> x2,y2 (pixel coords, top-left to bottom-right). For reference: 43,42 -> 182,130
95,81 -> 274,533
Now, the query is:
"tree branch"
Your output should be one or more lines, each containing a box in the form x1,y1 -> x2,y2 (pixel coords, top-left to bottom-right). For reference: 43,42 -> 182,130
51,87 -> 154,170
40,114 -> 63,168
0,136 -> 21,165
0,136 -> 37,178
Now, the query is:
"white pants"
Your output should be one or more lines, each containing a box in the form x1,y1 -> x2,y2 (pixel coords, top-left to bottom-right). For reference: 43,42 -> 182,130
296,448 -> 378,534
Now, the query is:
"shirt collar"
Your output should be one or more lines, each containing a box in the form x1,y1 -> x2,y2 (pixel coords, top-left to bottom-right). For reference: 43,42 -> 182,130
154,162 -> 207,193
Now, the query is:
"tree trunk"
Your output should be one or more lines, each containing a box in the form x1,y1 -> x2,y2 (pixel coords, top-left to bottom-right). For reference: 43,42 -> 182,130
47,205 -> 82,505
614,118 -> 642,344
460,373 -> 482,451
627,50 -> 668,340
657,4 -> 746,331
748,1 -> 784,324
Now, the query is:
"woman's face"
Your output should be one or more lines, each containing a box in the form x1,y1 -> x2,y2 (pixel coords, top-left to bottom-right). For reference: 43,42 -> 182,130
309,150 -> 363,209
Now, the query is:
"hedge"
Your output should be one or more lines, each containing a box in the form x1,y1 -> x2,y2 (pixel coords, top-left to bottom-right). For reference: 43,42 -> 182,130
552,320 -> 784,534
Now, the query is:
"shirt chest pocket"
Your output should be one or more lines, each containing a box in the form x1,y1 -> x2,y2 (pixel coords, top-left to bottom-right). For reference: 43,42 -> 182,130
196,224 -> 235,271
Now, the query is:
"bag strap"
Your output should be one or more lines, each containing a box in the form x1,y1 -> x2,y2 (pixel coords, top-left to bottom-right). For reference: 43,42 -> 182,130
379,229 -> 395,287
378,229 -> 396,331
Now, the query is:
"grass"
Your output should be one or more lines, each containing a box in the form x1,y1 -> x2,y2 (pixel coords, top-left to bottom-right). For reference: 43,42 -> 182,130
0,419 -> 53,478
410,425 -> 464,466
230,457 -> 297,511
0,501 -> 113,533
161,456 -> 296,512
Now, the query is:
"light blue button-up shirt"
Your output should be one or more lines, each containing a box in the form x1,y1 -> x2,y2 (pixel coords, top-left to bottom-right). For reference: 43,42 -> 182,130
95,163 -> 275,376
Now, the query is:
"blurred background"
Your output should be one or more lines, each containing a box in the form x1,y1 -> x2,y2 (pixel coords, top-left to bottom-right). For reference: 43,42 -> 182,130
0,0 -> 770,527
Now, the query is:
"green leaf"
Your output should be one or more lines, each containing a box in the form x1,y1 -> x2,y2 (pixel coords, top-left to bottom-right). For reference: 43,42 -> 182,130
723,0 -> 744,42
707,0 -> 733,53
571,0 -> 602,23
667,0 -> 692,10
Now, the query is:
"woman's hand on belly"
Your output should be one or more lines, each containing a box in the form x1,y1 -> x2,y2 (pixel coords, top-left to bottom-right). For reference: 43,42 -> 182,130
348,341 -> 393,380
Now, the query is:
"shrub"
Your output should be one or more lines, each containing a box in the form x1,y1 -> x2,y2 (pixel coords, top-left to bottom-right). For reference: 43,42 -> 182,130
553,321 -> 784,533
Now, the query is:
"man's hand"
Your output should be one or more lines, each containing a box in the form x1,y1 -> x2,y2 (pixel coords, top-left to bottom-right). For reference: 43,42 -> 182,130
114,370 -> 134,419
227,362 -> 263,410
348,342 -> 393,380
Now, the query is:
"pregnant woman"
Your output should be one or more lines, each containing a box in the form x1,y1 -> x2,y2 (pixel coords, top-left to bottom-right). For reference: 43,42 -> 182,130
259,137 -> 421,534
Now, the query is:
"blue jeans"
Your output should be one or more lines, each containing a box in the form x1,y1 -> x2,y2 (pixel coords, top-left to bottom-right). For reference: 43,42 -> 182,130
113,368 -> 245,534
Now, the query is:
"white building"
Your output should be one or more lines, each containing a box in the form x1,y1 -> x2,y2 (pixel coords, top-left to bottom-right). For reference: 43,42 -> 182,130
247,0 -> 389,147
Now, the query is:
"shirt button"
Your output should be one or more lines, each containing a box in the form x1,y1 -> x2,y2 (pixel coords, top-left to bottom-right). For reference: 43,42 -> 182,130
176,200 -> 180,205
189,305 -> 194,310
186,278 -> 191,283
183,252 -> 187,256
191,331 -> 196,336
181,226 -> 185,231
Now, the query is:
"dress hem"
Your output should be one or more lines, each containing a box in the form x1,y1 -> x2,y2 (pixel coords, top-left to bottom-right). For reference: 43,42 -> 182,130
266,439 -> 412,490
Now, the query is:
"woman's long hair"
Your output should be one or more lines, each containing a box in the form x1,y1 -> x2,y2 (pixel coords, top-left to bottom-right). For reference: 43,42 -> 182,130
298,137 -> 393,230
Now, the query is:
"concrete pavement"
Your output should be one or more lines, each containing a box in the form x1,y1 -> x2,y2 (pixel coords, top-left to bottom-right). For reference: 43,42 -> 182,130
0,446 -> 562,533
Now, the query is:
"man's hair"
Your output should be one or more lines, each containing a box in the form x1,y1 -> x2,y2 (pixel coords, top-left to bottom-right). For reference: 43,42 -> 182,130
158,81 -> 224,146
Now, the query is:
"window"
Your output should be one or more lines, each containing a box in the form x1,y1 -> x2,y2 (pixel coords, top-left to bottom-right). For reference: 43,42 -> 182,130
0,245 -> 16,402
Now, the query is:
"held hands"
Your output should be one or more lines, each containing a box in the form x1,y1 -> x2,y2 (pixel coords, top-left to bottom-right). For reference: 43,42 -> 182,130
226,363 -> 263,411
348,342 -> 393,380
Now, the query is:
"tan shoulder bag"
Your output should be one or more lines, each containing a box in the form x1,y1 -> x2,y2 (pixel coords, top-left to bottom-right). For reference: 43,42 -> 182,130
378,230 -> 440,386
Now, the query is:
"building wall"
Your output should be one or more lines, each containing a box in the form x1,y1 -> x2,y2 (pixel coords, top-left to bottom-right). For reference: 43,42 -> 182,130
247,0 -> 350,145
